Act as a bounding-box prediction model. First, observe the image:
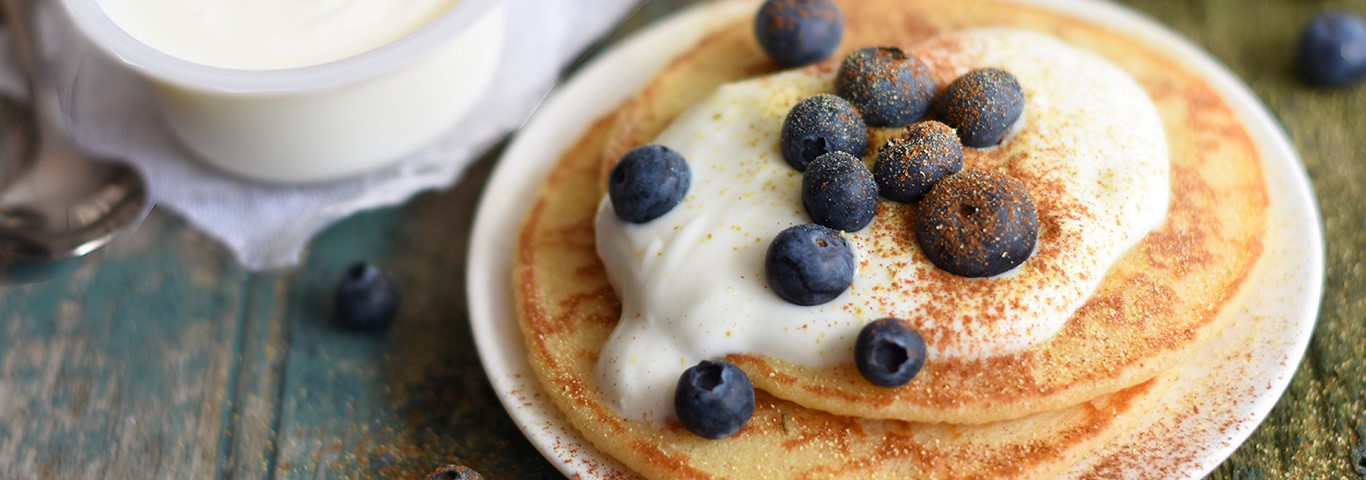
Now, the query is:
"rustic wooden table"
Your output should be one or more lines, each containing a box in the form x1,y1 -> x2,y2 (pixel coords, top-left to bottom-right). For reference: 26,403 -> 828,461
1,0 -> 1362,478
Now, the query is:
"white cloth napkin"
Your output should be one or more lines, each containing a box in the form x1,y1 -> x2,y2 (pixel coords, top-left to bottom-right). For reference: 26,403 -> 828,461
0,0 -> 636,270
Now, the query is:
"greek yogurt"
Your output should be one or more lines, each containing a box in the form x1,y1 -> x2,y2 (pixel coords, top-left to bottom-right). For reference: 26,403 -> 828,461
594,29 -> 1171,422
96,0 -> 461,69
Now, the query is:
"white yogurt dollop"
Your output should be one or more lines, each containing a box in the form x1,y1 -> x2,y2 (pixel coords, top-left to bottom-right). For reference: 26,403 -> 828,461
594,29 -> 1171,422
97,0 -> 461,69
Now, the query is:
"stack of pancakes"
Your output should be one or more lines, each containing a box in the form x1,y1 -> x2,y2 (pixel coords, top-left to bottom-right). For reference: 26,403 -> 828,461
513,0 -> 1268,477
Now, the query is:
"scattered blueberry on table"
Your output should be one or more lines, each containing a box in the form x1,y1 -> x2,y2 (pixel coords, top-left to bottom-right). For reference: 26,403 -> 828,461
933,68 -> 1026,148
1297,11 -> 1366,87
855,318 -> 928,388
609,144 -> 692,223
335,262 -> 401,330
835,46 -> 937,127
765,223 -> 856,306
423,464 -> 484,480
675,360 -> 755,439
874,120 -> 965,203
754,0 -> 845,67
781,94 -> 869,171
915,170 -> 1039,278
802,151 -> 879,232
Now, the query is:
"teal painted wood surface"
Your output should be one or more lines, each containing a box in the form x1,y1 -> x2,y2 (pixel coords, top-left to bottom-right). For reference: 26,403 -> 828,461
2,0 -> 1365,478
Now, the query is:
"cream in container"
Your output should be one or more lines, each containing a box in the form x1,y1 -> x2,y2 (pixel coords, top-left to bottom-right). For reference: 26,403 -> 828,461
61,0 -> 505,183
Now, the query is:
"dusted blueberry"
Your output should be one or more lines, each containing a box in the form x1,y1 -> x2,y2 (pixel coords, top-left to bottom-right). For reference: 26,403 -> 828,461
915,170 -> 1038,278
609,145 -> 691,223
874,120 -> 964,203
835,47 -> 937,127
1297,12 -> 1366,87
754,0 -> 844,67
675,360 -> 755,439
335,262 -> 400,330
765,224 -> 856,306
855,318 -> 927,388
780,94 -> 869,171
933,68 -> 1026,148
802,151 -> 878,232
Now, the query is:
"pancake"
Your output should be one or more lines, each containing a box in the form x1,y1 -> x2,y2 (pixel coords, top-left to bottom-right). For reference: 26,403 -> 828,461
592,0 -> 1266,424
517,110 -> 1176,479
514,0 -> 1268,477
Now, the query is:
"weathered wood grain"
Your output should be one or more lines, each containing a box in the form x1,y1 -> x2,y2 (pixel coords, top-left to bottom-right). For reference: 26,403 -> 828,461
0,212 -> 246,478
260,152 -> 556,479
219,273 -> 293,479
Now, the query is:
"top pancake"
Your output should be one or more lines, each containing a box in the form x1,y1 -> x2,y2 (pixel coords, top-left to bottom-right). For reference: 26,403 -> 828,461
593,0 -> 1267,424
515,84 -> 1178,480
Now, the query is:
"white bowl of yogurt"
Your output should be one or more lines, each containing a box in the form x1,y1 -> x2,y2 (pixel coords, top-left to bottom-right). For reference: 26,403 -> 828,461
60,0 -> 506,183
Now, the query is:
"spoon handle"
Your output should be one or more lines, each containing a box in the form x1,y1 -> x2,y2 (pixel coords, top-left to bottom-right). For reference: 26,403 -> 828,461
2,0 -> 66,134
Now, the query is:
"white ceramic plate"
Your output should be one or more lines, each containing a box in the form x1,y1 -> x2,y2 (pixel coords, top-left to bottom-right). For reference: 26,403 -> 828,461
467,1 -> 1324,478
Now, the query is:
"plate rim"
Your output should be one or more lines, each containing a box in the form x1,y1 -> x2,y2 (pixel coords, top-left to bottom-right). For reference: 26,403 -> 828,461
466,0 -> 1325,478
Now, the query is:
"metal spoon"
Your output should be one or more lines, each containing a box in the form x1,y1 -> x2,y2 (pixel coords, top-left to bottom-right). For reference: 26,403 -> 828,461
0,0 -> 148,265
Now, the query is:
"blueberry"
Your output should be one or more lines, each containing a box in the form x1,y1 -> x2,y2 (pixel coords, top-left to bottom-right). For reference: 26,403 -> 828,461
780,94 -> 868,171
874,120 -> 964,203
753,0 -> 844,67
425,465 -> 483,480
765,223 -> 856,306
335,262 -> 400,330
609,145 -> 691,223
675,360 -> 755,439
854,318 -> 927,388
1297,12 -> 1366,87
915,170 -> 1038,278
802,151 -> 878,232
835,47 -> 937,127
933,68 -> 1026,148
